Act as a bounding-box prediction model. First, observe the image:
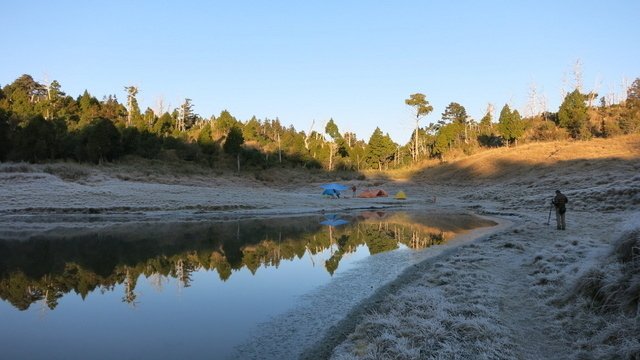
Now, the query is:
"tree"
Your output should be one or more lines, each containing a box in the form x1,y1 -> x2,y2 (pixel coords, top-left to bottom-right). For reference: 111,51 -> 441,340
83,118 -> 122,164
479,103 -> 493,132
13,115 -> 56,162
405,93 -> 433,162
324,118 -> 347,170
124,86 -> 142,128
441,102 -> 469,143
44,80 -> 65,120
224,125 -> 244,171
1,74 -> 47,120
432,122 -> 462,160
558,89 -> 588,139
77,90 -> 100,129
176,98 -> 196,132
0,109 -> 10,160
153,112 -> 174,136
498,104 -> 524,146
365,127 -> 396,170
621,78 -> 640,134
213,110 -> 239,137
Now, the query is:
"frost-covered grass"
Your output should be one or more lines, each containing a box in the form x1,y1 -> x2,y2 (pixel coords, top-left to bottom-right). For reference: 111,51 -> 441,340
331,207 -> 639,360
332,243 -> 518,360
554,218 -> 640,360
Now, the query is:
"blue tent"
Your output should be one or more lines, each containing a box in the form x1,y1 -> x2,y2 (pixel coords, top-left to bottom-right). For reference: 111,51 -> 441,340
320,183 -> 349,191
322,188 -> 342,198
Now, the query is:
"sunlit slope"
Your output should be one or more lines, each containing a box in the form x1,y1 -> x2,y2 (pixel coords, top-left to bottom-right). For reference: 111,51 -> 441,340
411,134 -> 640,185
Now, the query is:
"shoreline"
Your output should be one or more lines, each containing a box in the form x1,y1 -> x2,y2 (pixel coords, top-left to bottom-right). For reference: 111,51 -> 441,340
299,214 -> 514,360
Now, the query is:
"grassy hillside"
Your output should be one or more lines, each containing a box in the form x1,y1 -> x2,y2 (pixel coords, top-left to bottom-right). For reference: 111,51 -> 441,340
409,134 -> 639,184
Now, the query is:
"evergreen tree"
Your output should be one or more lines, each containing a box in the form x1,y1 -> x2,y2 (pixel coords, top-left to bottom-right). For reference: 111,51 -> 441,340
365,127 -> 396,170
44,80 -> 65,120
622,78 -> 640,134
498,104 -> 525,146
214,110 -> 239,137
124,86 -> 143,128
441,102 -> 469,143
13,115 -> 56,162
558,89 -> 588,139
153,112 -> 174,136
77,90 -> 100,129
1,74 -> 47,120
82,118 -> 122,164
224,125 -> 244,171
0,109 -> 11,160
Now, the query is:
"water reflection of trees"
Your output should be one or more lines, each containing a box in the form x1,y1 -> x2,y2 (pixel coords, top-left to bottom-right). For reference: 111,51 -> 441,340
0,212 -> 495,311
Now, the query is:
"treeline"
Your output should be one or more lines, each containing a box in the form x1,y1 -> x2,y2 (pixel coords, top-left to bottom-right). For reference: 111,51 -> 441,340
1,74 -> 639,170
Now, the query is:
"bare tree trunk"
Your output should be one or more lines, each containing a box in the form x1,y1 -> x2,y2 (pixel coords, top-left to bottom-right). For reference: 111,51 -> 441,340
277,132 -> 282,163
304,120 -> 315,151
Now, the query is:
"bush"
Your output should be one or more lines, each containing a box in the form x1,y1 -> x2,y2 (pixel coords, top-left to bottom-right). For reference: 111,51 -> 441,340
79,118 -> 122,164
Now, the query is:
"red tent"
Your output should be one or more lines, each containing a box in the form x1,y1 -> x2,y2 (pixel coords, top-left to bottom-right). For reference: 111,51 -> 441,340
358,189 -> 388,198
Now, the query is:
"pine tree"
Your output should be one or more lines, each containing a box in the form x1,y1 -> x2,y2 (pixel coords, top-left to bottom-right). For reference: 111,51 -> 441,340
498,104 -> 525,146
366,127 -> 396,170
224,126 -> 244,171
558,89 -> 588,139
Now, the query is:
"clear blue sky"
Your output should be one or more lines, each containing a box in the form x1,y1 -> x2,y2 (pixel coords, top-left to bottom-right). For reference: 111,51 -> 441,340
2,0 -> 638,143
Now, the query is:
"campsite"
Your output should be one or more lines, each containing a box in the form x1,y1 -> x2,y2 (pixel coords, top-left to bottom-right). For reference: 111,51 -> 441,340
1,2 -> 639,359
1,134 -> 639,359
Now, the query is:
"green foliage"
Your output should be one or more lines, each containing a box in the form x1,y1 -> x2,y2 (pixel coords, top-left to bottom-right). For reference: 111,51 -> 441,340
223,126 -> 244,155
81,118 -> 122,163
366,127 -> 396,170
12,116 -> 56,162
442,102 -> 468,125
214,110 -> 239,136
498,104 -> 525,145
121,127 -> 162,159
622,78 -> 640,134
1,73 -> 638,170
153,112 -> 174,136
325,118 -> 342,140
0,74 -> 47,120
0,109 -> 10,160
405,93 -> 434,118
197,123 -> 219,156
558,89 -> 589,139
432,122 -> 462,159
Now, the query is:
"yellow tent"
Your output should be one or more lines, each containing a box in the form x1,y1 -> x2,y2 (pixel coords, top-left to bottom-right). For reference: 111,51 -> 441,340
394,191 -> 407,200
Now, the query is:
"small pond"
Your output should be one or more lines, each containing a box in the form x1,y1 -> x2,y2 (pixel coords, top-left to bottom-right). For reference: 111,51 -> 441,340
0,210 -> 496,359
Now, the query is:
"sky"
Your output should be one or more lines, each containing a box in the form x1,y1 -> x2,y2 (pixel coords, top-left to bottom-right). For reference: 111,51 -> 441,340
1,0 -> 639,144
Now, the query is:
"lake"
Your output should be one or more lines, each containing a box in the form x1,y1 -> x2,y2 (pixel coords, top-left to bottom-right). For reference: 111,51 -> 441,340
0,210 -> 496,359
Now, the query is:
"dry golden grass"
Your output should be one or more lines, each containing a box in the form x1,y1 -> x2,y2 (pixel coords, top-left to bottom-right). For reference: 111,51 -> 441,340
406,134 -> 640,184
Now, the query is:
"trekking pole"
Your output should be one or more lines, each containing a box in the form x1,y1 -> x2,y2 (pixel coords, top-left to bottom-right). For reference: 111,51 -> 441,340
546,202 -> 553,225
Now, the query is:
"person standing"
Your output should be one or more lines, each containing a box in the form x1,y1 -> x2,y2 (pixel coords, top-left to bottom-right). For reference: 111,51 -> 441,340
351,185 -> 357,198
552,190 -> 569,230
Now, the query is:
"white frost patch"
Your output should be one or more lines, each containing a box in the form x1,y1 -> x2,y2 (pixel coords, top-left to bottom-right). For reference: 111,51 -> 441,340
229,244 -> 456,360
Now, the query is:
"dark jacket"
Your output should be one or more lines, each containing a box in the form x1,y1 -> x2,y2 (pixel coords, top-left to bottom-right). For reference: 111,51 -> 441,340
553,193 -> 568,213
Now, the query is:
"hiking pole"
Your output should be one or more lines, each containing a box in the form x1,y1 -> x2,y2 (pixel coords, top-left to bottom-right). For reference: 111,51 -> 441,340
546,202 -> 553,225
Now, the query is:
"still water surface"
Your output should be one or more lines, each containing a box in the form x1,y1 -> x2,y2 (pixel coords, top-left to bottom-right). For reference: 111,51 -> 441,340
0,210 -> 496,359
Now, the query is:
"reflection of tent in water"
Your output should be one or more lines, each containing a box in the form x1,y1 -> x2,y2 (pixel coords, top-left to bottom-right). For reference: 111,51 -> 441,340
357,210 -> 387,220
358,189 -> 388,198
319,214 -> 350,275
320,214 -> 349,226
320,218 -> 349,226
